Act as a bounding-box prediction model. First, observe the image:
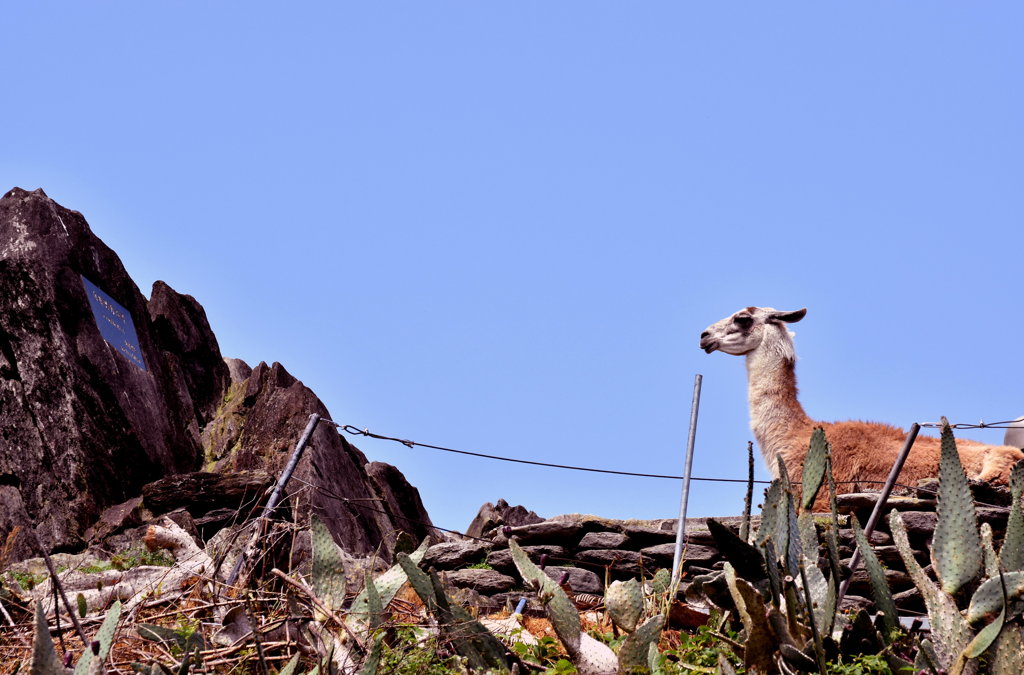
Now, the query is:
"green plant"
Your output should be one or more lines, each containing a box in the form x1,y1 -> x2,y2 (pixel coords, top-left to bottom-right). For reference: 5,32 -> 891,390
27,598 -> 123,675
886,424 -> 1024,675
376,626 -> 462,675
10,569 -> 46,590
689,427 -> 917,674
662,620 -> 741,672
825,652 -> 894,674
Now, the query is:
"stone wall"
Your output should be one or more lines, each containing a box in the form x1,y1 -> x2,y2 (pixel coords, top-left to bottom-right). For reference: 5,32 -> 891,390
425,480 -> 1013,616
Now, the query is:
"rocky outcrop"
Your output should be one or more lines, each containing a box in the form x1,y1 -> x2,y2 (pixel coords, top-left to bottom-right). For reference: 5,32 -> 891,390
148,281 -> 231,427
466,499 -> 543,539
0,187 -> 436,562
200,359 -> 437,559
0,187 -> 206,555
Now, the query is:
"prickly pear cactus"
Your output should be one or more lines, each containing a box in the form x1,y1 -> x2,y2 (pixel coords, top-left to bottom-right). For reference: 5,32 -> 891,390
617,615 -> 665,671
1000,460 -> 1024,572
349,537 -> 429,624
73,599 -> 121,675
890,508 -> 974,671
605,578 -> 643,633
801,427 -> 829,510
933,423 -> 983,595
310,514 -> 347,617
30,600 -> 69,675
508,540 -> 617,675
851,517 -> 898,637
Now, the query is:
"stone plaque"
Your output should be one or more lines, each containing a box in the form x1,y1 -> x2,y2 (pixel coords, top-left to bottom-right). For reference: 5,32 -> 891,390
81,275 -> 147,371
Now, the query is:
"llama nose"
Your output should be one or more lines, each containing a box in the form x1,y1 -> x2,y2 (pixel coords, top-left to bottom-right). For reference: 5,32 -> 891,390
700,331 -> 709,339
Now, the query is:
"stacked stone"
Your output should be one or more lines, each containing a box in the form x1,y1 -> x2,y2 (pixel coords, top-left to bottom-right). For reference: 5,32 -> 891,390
427,481 -> 1013,616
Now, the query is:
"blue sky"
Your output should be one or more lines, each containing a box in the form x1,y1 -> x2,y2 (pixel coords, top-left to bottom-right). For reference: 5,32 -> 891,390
3,4 -> 1023,532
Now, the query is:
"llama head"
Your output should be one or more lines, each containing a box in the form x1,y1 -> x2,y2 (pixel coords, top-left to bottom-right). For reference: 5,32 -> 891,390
699,306 -> 807,358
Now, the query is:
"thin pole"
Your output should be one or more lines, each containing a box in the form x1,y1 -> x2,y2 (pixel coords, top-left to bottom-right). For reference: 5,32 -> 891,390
836,422 -> 921,605
227,413 -> 322,586
671,374 -> 703,589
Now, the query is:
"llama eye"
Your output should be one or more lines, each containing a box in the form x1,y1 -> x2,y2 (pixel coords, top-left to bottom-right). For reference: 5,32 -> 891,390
734,315 -> 753,327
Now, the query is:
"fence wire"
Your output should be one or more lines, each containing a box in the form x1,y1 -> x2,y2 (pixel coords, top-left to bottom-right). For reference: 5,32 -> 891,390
325,417 -> 1015,512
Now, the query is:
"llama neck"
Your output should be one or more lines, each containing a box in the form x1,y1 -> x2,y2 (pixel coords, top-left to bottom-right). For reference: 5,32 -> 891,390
745,346 -> 812,475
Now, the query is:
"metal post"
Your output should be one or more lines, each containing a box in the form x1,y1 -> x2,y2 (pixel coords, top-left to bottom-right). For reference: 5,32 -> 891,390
671,374 -> 703,589
227,413 -> 322,586
836,422 -> 921,605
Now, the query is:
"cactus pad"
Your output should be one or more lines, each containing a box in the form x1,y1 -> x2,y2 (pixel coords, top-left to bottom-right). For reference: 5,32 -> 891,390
618,615 -> 665,671
933,424 -> 983,595
1001,460 -> 1024,572
801,428 -> 829,510
310,514 -> 347,615
605,578 -> 644,633
851,517 -> 898,637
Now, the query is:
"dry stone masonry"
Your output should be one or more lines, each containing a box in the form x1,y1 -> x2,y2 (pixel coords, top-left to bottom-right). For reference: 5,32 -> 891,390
431,481 -> 1011,617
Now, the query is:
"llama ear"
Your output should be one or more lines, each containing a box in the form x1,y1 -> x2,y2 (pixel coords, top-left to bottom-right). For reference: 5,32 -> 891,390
768,308 -> 807,324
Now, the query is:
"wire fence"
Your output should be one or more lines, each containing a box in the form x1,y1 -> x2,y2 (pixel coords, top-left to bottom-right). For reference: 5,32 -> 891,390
325,418 -> 1018,513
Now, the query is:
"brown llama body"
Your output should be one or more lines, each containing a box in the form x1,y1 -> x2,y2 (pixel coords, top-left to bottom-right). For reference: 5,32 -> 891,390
699,306 -> 1024,508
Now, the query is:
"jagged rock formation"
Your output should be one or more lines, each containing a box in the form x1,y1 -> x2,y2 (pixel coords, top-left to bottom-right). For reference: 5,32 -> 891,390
466,498 -> 543,539
201,359 -> 436,557
0,187 -> 435,562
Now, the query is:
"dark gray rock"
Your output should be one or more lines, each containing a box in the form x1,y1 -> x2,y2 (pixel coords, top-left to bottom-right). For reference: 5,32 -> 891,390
893,587 -> 924,613
618,524 -> 677,546
641,543 -> 718,567
83,497 -> 146,543
148,281 -> 230,429
424,541 -> 493,570
142,470 -> 271,516
895,511 -> 938,536
203,360 -> 439,561
578,531 -> 629,549
487,545 -> 567,573
977,506 -> 1011,527
0,188 -> 437,563
544,566 -> 603,595
846,568 -> 912,593
224,357 -> 253,384
0,485 -> 36,561
507,520 -> 587,546
682,529 -> 717,546
444,569 -> 517,595
575,549 -> 644,575
366,462 -> 435,549
0,187 -> 206,555
867,545 -> 905,565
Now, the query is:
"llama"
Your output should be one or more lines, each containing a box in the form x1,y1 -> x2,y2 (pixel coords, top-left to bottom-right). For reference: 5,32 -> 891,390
699,306 -> 1024,501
